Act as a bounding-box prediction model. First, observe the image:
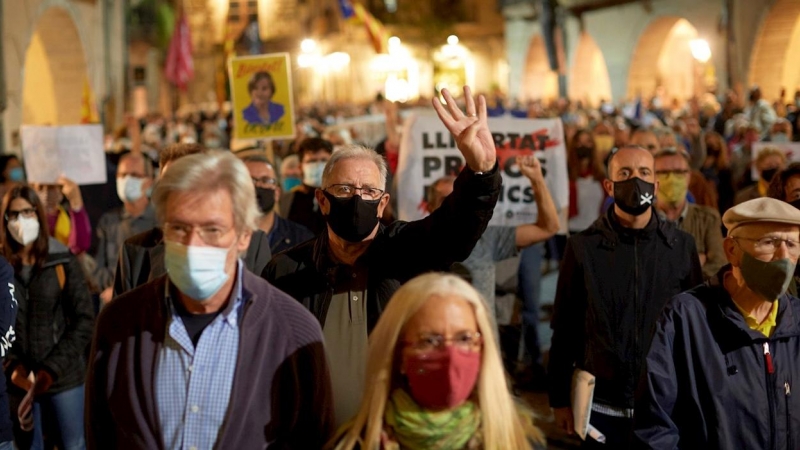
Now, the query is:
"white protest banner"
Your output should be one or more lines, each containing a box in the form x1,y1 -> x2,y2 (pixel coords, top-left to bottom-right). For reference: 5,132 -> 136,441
396,112 -> 568,227
21,125 -> 106,185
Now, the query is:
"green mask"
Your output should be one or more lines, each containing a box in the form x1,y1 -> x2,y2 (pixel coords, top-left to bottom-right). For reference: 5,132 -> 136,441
739,251 -> 796,302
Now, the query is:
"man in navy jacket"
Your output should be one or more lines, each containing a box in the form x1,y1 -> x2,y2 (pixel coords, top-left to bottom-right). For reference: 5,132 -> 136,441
635,197 -> 800,449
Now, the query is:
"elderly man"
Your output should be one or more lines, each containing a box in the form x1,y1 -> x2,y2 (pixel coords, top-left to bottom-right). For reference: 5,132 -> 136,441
93,151 -> 157,304
549,145 -> 702,448
279,137 -> 333,234
654,148 -> 725,278
634,198 -> 800,449
112,144 -> 272,296
264,86 -> 501,425
86,151 -> 333,448
239,153 -> 313,253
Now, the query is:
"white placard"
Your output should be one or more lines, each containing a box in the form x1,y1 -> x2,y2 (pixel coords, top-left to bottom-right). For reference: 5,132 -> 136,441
396,113 -> 569,227
21,125 -> 107,185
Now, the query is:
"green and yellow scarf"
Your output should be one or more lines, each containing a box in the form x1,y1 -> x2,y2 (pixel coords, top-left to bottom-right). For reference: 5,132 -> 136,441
384,389 -> 480,450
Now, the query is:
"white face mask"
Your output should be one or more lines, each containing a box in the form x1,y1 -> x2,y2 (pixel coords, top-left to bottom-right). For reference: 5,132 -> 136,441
303,161 -> 326,188
8,216 -> 40,246
116,176 -> 145,203
164,240 -> 232,301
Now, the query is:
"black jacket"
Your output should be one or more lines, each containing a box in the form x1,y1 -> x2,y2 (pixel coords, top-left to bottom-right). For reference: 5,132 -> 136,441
269,215 -> 315,254
263,165 -> 502,333
0,257 -> 16,442
548,208 -> 702,409
8,239 -> 95,393
112,227 -> 272,296
634,267 -> 800,449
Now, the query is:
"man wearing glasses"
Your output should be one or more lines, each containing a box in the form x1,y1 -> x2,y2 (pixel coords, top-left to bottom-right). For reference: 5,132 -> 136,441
263,86 -> 502,426
654,147 -> 726,279
635,197 -> 800,449
239,154 -> 313,254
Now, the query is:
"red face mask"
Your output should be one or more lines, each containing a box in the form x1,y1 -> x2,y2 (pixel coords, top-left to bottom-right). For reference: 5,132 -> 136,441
403,346 -> 481,410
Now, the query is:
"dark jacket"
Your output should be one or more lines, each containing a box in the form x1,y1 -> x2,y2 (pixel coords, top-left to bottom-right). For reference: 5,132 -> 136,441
112,227 -> 272,297
279,186 -> 327,235
8,239 -> 95,393
0,257 -> 17,442
264,165 -> 502,333
548,208 -> 702,409
86,270 -> 334,449
634,267 -> 800,449
269,215 -> 315,254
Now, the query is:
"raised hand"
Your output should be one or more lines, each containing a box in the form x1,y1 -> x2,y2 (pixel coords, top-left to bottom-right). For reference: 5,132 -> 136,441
432,86 -> 497,173
517,155 -> 544,181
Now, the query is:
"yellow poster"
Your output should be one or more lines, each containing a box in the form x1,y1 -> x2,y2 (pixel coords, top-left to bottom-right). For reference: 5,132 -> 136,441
229,53 -> 295,140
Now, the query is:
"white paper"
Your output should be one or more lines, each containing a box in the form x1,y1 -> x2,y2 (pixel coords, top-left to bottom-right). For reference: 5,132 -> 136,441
21,125 -> 107,185
571,369 -> 606,443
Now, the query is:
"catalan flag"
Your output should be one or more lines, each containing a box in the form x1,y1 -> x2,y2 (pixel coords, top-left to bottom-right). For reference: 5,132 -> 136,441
339,0 -> 389,54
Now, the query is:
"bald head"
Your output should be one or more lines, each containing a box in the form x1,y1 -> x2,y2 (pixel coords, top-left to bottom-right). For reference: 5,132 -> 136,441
606,146 -> 655,182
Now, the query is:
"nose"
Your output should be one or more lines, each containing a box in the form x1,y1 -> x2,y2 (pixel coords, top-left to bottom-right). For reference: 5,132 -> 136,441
774,240 -> 791,260
186,228 -> 206,247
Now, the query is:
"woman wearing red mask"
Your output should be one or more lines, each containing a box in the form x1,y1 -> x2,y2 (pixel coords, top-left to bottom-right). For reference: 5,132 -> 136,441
329,273 -> 544,449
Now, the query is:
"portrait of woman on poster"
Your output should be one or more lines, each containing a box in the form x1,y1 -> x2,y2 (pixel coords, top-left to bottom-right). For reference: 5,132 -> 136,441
242,71 -> 285,126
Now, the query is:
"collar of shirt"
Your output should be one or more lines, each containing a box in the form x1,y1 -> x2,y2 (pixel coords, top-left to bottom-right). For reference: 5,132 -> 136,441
731,297 -> 779,337
164,259 -> 245,336
656,202 -> 689,225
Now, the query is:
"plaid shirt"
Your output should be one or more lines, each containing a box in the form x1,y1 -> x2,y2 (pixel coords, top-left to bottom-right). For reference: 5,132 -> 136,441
155,263 -> 243,450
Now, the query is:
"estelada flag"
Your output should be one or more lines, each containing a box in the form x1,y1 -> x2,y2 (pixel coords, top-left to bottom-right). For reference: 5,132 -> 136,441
165,14 -> 194,91
338,0 -> 389,54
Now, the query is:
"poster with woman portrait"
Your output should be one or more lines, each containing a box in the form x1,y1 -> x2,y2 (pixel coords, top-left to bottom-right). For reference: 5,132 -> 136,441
229,53 -> 296,140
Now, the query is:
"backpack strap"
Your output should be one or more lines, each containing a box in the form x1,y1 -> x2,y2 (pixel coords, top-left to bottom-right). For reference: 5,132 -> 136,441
55,264 -> 66,290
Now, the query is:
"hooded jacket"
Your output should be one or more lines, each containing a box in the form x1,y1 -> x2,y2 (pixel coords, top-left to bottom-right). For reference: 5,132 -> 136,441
548,208 -> 703,409
8,239 -> 95,393
634,267 -> 800,449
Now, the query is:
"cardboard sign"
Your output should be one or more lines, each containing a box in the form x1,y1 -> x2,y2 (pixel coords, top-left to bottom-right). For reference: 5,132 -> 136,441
229,53 -> 296,141
396,113 -> 569,227
20,125 -> 107,185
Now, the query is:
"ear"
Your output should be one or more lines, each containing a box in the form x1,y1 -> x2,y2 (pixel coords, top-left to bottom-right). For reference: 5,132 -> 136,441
377,193 -> 391,218
602,179 -> 614,198
236,228 -> 253,255
315,188 -> 330,215
723,237 -> 740,267
654,177 -> 660,194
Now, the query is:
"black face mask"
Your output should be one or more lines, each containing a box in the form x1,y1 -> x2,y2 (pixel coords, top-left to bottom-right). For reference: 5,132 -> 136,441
255,187 -> 276,214
790,199 -> 800,210
761,168 -> 779,183
575,146 -> 593,159
613,177 -> 655,216
322,191 -> 381,242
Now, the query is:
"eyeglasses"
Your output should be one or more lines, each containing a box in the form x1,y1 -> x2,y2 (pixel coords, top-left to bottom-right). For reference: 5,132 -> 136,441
251,177 -> 277,188
734,236 -> 800,258
5,208 -> 36,221
325,184 -> 385,201
163,222 -> 233,246
405,331 -> 482,353
655,169 -> 690,178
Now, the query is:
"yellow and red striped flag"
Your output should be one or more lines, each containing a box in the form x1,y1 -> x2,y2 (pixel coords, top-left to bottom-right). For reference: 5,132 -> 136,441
80,77 -> 99,124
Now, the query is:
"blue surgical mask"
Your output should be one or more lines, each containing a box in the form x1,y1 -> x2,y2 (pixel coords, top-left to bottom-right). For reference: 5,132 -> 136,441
282,176 -> 302,191
164,241 -> 231,301
116,176 -> 145,203
8,167 -> 24,182
303,161 -> 326,188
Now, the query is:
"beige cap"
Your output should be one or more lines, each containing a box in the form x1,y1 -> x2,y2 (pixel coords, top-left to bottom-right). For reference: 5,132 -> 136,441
723,197 -> 800,232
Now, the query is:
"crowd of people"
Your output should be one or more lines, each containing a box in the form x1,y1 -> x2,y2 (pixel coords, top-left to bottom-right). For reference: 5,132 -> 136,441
0,82 -> 795,449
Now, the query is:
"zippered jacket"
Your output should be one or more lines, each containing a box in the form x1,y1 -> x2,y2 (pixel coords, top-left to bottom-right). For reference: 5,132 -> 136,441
633,266 -> 800,449
548,208 -> 702,409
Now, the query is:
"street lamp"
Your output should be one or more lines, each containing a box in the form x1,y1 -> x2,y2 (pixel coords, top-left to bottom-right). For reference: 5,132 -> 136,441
689,39 -> 711,63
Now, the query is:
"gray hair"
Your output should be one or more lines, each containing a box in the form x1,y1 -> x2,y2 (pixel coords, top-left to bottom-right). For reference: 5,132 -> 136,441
321,144 -> 388,190
152,150 -> 259,232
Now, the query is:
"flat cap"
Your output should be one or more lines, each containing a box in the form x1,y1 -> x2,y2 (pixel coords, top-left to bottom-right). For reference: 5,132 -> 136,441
723,197 -> 800,232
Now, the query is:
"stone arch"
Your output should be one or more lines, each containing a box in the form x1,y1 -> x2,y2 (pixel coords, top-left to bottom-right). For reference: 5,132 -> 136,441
21,5 -> 90,125
748,0 -> 800,101
627,16 -> 699,102
521,35 -> 559,102
569,32 -> 612,107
